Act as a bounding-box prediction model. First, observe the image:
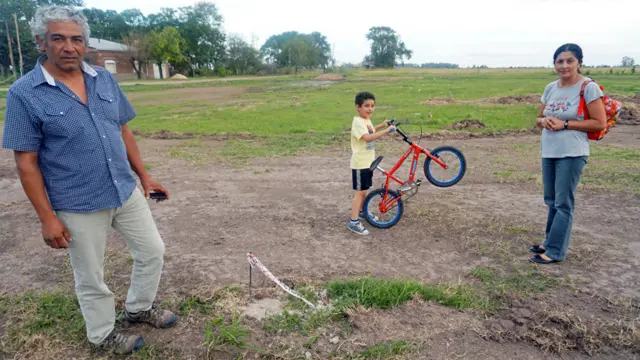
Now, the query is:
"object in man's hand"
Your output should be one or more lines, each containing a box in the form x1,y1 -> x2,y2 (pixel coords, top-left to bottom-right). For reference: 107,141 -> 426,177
149,192 -> 167,200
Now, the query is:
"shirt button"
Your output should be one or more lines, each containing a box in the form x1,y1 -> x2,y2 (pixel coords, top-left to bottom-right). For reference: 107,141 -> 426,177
108,158 -> 112,162
114,180 -> 118,184
103,135 -> 106,138
92,113 -> 95,116
59,111 -> 64,115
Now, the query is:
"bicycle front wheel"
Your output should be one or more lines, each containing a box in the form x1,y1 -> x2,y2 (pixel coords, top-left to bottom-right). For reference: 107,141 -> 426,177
424,146 -> 466,187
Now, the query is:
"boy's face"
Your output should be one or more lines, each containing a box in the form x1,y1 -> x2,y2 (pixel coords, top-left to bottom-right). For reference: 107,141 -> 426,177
356,99 -> 375,119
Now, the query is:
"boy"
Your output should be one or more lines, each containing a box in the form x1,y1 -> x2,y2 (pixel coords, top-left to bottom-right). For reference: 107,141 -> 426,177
348,92 -> 396,235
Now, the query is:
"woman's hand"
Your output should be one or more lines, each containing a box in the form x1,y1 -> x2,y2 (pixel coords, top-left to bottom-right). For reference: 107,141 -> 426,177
541,116 -> 564,131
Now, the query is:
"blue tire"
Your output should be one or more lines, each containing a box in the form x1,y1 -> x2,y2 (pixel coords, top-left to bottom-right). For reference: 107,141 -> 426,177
363,188 -> 404,229
424,146 -> 466,187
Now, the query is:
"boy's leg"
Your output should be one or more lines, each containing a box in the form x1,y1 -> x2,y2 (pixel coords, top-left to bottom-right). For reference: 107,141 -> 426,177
349,169 -> 371,235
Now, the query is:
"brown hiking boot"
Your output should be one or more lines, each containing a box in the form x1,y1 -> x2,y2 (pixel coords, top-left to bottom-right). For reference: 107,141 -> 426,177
95,329 -> 145,355
124,304 -> 178,328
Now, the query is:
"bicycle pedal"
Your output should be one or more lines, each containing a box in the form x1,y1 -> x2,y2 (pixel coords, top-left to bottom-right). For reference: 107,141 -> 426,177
416,179 -> 422,186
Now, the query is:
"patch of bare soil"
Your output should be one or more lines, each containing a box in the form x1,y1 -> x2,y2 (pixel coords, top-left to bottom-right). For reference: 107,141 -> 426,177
313,73 -> 345,81
421,97 -> 455,106
494,94 -> 541,105
127,85 -> 256,106
447,119 -> 487,130
482,289 -> 640,358
616,94 -> 640,125
1,128 -> 639,359
131,129 -> 262,140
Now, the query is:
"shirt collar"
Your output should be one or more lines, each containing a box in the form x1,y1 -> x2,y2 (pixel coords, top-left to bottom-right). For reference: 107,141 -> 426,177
33,55 -> 98,87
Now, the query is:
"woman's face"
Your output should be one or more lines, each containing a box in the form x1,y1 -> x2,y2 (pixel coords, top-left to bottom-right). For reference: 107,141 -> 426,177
554,51 -> 581,80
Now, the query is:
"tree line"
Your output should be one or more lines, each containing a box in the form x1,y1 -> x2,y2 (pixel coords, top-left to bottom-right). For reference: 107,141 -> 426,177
0,0 -> 421,80
2,1 -> 635,80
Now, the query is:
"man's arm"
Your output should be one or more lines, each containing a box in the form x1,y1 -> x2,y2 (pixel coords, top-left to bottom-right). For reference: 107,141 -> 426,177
121,125 -> 149,182
14,151 -> 71,249
121,125 -> 170,200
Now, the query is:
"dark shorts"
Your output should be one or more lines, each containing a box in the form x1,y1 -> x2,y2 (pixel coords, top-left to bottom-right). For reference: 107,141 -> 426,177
352,168 -> 373,191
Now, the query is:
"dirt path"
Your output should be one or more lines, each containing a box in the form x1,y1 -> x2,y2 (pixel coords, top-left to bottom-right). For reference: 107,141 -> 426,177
1,128 -> 639,359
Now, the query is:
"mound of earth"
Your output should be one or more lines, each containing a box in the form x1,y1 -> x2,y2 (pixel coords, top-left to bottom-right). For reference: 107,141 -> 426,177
169,74 -> 189,80
448,119 -> 486,130
313,73 -> 345,81
616,95 -> 640,125
495,95 -> 541,105
421,98 -> 455,106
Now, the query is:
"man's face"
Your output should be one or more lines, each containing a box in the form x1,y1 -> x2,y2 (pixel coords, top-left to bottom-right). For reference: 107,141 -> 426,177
37,21 -> 86,72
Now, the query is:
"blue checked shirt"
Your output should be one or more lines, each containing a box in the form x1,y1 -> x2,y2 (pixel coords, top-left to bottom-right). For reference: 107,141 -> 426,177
2,57 -> 138,212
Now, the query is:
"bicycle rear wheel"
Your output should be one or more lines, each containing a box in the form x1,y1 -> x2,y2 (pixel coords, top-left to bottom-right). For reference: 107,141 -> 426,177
363,188 -> 404,229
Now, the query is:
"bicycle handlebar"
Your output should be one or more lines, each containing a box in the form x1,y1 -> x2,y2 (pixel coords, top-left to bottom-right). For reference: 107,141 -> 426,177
388,117 -> 412,144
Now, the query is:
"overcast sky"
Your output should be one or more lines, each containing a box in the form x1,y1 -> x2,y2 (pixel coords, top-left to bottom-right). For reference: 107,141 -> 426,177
83,0 -> 640,68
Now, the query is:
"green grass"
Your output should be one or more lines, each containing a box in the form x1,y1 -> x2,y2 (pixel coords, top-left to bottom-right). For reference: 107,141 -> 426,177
122,69 -> 640,138
582,145 -> 640,194
203,312 -> 253,351
471,266 -> 559,296
359,340 -> 417,359
326,277 -> 491,311
0,291 -> 86,357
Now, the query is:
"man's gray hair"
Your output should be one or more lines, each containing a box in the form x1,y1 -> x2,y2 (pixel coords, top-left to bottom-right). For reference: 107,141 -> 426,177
30,5 -> 91,44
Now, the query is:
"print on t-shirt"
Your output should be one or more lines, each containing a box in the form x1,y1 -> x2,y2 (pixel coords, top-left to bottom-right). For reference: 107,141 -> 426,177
366,124 -> 375,150
546,96 -> 572,114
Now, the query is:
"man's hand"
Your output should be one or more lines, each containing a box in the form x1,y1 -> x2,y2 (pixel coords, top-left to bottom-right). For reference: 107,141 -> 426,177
42,217 -> 71,249
141,177 -> 170,202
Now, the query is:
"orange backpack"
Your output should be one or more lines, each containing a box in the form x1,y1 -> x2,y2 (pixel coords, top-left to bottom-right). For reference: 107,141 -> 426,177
578,80 -> 622,141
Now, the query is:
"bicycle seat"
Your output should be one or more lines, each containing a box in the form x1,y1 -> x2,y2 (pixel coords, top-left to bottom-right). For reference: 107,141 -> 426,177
369,156 -> 384,172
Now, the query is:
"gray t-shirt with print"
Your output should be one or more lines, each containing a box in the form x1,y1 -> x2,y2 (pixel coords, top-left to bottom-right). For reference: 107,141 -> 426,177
540,77 -> 603,158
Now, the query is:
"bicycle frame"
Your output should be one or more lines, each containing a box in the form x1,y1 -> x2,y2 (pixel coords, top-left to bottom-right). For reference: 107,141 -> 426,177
374,138 -> 449,214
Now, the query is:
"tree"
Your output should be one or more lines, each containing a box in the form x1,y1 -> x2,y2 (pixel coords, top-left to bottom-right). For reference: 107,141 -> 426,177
82,8 -> 130,41
176,2 -> 226,74
365,26 -> 412,68
226,34 -> 261,75
621,56 -> 635,67
121,31 -> 150,79
148,26 -> 186,79
260,31 -> 331,70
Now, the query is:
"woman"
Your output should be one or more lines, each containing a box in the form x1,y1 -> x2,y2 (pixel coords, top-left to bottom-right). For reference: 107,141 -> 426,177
530,43 -> 607,264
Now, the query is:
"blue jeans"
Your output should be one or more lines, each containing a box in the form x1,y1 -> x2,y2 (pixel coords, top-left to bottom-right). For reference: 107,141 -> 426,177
542,156 -> 588,261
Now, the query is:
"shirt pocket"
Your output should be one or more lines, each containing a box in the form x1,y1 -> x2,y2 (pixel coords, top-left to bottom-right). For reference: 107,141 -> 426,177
98,91 -> 120,124
41,103 -> 98,152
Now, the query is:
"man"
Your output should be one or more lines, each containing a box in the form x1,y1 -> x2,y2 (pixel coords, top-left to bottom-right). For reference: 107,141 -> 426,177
1,5 -> 177,355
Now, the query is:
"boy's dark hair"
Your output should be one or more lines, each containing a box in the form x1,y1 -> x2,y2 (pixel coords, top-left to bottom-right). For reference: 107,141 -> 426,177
355,92 -> 375,106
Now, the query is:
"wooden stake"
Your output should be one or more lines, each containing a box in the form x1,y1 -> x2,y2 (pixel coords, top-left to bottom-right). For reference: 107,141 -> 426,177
4,21 -> 17,79
13,14 -> 23,78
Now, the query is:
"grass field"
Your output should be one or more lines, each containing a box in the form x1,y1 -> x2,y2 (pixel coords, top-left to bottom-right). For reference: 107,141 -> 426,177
1,68 -> 640,359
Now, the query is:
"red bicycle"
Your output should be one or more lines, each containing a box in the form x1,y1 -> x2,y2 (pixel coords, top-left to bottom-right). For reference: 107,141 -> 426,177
363,117 -> 467,228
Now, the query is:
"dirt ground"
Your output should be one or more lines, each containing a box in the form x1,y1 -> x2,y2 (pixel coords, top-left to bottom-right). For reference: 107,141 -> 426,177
0,126 -> 639,359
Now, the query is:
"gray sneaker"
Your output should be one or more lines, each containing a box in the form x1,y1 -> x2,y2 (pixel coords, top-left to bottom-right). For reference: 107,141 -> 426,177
94,329 -> 145,355
348,221 -> 369,235
124,304 -> 178,328
359,211 -> 379,222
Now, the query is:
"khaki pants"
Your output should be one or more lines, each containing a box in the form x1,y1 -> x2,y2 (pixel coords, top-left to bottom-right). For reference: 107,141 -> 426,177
56,188 -> 165,344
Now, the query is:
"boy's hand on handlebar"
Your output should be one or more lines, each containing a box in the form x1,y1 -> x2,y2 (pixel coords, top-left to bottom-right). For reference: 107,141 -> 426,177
387,125 -> 397,133
383,119 -> 393,127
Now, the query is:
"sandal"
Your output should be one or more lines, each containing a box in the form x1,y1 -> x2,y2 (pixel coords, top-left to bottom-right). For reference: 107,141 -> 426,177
529,254 -> 561,264
529,244 -> 546,254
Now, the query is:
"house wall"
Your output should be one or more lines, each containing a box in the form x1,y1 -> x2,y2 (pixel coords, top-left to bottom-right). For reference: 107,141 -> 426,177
85,49 -> 170,80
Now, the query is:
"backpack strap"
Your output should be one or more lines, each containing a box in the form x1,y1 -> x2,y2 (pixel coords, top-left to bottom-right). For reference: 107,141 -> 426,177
578,79 -> 595,119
